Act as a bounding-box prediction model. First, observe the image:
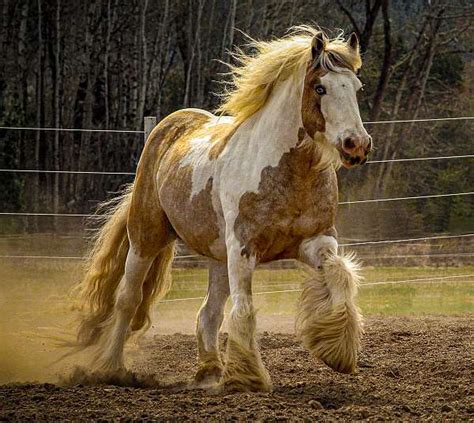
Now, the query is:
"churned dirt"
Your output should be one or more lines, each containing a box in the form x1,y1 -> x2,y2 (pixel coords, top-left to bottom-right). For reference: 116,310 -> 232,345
0,316 -> 472,421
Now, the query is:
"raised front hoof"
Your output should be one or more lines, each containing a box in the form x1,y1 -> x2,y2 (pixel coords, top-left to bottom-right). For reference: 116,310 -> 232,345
302,335 -> 359,375
193,363 -> 223,388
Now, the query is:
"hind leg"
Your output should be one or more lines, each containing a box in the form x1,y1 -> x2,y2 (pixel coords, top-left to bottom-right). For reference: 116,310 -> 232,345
94,248 -> 155,372
194,260 -> 230,387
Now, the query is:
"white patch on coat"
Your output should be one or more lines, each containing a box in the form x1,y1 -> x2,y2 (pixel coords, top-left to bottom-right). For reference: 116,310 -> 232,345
299,234 -> 338,268
179,115 -> 236,199
179,134 -> 214,198
178,115 -> 238,260
319,69 -> 367,145
217,68 -> 307,240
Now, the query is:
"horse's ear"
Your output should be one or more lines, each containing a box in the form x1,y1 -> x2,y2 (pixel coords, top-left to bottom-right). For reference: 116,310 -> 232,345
347,32 -> 359,51
311,33 -> 326,60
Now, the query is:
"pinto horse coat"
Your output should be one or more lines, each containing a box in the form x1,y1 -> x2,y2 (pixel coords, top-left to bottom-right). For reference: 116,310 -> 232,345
73,26 -> 372,392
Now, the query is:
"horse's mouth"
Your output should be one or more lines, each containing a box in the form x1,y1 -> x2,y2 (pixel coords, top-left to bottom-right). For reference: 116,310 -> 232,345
339,150 -> 368,168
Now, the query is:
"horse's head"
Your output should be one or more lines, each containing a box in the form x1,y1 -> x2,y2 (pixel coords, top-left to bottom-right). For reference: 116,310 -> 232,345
301,32 -> 372,168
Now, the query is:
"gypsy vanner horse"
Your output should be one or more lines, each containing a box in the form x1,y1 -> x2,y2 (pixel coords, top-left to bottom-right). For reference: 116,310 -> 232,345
72,26 -> 372,392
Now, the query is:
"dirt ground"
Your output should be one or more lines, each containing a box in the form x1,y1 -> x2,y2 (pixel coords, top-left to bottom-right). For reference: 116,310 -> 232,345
0,316 -> 472,421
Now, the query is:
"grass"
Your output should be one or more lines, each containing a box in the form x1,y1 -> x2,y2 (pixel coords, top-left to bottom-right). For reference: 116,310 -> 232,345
1,258 -> 472,317
0,255 -> 472,383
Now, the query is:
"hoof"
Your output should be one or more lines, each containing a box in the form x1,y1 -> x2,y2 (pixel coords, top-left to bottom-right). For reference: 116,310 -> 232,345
219,358 -> 273,393
220,338 -> 273,393
194,363 -> 223,388
218,374 -> 272,393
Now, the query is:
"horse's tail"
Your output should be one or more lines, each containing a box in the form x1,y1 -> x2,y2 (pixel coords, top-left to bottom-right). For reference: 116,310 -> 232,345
296,251 -> 363,374
73,187 -> 133,348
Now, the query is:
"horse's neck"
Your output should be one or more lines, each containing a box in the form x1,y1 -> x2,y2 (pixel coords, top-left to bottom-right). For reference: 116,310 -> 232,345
242,72 -> 334,174
221,71 -> 331,199
240,73 -> 304,160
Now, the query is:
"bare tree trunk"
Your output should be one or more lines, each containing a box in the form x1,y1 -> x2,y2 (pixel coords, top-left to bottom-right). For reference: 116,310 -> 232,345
131,28 -> 139,125
18,1 -> 29,120
220,1 -> 231,58
76,0 -> 97,199
369,0 -> 392,122
104,0 -> 112,130
373,14 -> 430,194
0,0 -> 8,51
183,0 -> 204,107
137,0 -> 149,126
403,18 -> 442,139
149,0 -> 170,118
53,0 -> 61,224
199,0 -> 214,104
228,0 -> 237,53
336,0 -> 383,53
245,0 -> 254,33
374,10 -> 443,194
34,0 -> 43,227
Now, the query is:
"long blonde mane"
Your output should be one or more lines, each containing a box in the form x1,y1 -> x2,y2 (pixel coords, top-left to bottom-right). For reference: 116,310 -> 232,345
217,26 -> 362,123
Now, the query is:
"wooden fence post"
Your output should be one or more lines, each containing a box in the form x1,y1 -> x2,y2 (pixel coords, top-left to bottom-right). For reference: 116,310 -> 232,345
144,116 -> 157,143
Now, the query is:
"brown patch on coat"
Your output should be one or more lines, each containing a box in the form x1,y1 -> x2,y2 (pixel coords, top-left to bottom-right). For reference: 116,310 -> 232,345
156,113 -> 224,259
234,143 -> 338,262
301,66 -> 327,138
128,110 -> 212,258
160,174 -> 221,258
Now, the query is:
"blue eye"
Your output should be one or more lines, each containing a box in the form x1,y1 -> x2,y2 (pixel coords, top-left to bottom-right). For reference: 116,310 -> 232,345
315,85 -> 326,95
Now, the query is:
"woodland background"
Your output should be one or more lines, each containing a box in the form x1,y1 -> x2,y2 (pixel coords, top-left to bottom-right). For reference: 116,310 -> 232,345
0,0 -> 472,239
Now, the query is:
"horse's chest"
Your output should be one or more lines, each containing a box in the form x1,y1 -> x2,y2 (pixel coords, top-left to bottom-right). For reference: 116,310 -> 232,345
234,150 -> 338,260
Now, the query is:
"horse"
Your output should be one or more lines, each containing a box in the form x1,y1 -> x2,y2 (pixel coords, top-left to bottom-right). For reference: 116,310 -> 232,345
73,26 -> 372,392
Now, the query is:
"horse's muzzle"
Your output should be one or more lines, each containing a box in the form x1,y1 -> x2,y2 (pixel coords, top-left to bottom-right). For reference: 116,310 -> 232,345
338,134 -> 372,168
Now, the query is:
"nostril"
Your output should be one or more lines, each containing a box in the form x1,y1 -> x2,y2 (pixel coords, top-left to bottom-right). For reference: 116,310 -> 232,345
343,137 -> 355,151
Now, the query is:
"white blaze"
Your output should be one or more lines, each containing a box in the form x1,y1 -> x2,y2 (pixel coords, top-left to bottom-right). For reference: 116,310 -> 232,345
319,69 -> 367,146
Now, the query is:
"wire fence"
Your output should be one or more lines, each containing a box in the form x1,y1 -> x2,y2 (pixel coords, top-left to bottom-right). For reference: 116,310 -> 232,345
1,233 -> 472,261
0,126 -> 144,134
1,116 -> 473,294
1,115 -> 472,134
0,153 -> 473,177
159,274 -> 474,304
0,191 -> 472,218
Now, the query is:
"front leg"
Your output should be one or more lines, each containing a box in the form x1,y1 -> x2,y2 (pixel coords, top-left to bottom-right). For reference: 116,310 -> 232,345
219,239 -> 272,392
296,233 -> 363,374
299,234 -> 338,269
